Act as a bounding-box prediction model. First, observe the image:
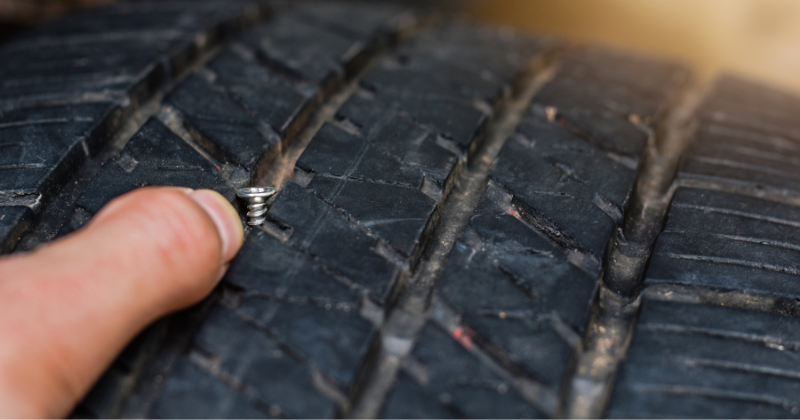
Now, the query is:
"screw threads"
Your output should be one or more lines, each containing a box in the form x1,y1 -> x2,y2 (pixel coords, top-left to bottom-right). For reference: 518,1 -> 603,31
236,187 -> 276,226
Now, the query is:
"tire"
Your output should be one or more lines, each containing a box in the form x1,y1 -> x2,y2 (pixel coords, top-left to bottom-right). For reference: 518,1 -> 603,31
2,1 -> 800,418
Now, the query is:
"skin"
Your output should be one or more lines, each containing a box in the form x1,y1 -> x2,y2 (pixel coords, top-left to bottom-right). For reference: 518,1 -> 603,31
0,187 -> 244,418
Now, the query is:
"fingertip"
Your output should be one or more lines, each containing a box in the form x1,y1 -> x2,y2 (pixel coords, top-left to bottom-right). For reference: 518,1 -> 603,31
187,189 -> 244,262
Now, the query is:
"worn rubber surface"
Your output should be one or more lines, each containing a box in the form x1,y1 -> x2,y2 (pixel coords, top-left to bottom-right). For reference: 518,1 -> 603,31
2,1 -> 800,418
608,78 -> 800,418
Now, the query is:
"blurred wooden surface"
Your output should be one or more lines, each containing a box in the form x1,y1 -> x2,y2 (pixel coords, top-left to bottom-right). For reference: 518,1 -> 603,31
469,0 -> 800,94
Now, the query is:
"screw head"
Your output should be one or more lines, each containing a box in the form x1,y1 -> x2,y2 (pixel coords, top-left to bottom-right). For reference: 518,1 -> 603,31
236,187 -> 276,202
236,187 -> 276,227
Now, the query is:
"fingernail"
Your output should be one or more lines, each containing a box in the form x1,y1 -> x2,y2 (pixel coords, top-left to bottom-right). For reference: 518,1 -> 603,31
187,190 -> 244,262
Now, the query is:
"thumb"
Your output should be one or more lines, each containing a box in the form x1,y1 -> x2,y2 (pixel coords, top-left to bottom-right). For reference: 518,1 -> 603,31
0,187 -> 244,418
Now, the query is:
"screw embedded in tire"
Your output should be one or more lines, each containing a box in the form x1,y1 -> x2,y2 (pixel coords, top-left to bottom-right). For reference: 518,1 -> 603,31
236,187 -> 276,226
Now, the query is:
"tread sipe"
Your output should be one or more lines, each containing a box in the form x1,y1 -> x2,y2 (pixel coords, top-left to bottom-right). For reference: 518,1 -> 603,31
1,1 -> 799,418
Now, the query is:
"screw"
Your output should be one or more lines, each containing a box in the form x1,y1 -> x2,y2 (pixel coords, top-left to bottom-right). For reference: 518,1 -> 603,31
236,187 -> 276,226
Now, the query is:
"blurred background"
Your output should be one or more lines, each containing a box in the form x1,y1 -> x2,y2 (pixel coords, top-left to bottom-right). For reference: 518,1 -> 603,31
468,0 -> 800,94
1,0 -> 799,95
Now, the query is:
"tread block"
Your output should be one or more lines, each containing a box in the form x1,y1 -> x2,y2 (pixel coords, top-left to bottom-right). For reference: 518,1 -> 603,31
77,118 -> 235,214
648,188 -> 800,298
492,113 -> 636,259
436,195 -> 595,388
167,74 -> 277,170
536,78 -> 663,121
0,102 -> 118,194
224,229 -> 360,305
688,123 -> 800,171
25,1 -> 241,37
534,47 -> 688,156
237,300 -> 373,389
0,41 -> 172,79
334,96 -> 457,185
557,47 -> 687,98
225,231 -> 372,387
647,188 -> 800,298
306,175 -> 437,256
647,78 -> 800,300
297,122 -> 433,188
207,49 -> 312,136
239,14 -> 360,84
0,1 -> 254,105
700,76 -> 800,139
225,230 -> 376,390
0,41 -> 169,101
679,133 -> 800,193
665,188 -> 800,246
680,137 -> 800,191
380,374 -> 456,419
555,110 -> 650,157
0,39 -> 172,104
609,386 -> 794,418
184,307 -> 337,418
353,83 -> 488,150
154,359 -> 270,419
403,97 -> 488,149
403,22 -> 546,87
678,76 -> 800,193
267,182 -> 400,302
646,228 -> 800,299
0,206 -> 33,253
381,324 -> 547,419
608,299 -> 800,418
362,67 -> 487,103
292,1 -> 408,40
646,253 -> 800,301
637,298 -> 800,343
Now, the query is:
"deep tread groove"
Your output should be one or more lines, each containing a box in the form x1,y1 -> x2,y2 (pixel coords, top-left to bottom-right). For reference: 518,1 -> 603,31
429,298 -> 561,414
253,38 -> 402,194
343,52 -> 561,419
559,79 -> 708,417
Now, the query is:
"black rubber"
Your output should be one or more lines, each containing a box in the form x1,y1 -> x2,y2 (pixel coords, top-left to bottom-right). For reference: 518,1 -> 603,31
2,1 -> 800,418
608,78 -> 800,418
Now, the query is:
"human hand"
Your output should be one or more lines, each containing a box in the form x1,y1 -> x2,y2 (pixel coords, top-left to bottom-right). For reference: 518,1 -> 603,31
0,187 -> 244,418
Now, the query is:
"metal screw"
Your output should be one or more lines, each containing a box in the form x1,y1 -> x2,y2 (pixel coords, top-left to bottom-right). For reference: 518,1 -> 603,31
236,187 -> 276,226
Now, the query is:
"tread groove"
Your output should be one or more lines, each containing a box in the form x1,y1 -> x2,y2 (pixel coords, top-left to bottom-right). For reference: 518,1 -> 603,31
558,77 -> 706,417
250,31 -> 413,193
343,51 -> 561,419
429,298 -> 561,414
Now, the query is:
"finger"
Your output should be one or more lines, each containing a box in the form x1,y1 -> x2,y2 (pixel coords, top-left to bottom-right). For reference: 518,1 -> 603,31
0,187 -> 244,418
